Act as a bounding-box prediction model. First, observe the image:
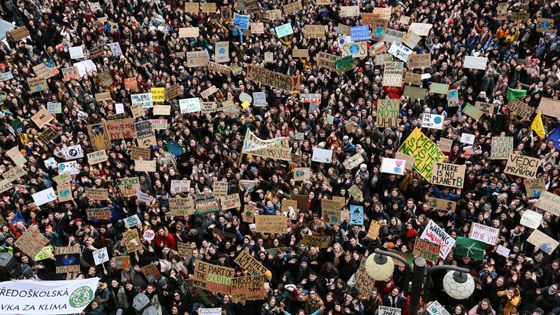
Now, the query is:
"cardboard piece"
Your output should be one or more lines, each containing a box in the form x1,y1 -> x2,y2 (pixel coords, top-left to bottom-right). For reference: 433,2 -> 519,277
504,153 -> 539,179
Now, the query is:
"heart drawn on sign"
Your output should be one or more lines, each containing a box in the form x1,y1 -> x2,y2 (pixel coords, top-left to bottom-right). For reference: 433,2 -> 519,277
395,160 -> 403,167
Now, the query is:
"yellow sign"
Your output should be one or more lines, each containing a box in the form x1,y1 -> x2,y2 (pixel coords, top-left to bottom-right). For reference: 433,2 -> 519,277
151,87 -> 165,103
398,128 -> 445,180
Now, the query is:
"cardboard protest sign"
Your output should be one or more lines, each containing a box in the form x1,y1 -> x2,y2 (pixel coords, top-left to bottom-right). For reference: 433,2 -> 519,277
246,65 -> 300,92
354,263 -> 376,300
378,306 -> 402,315
212,180 -> 228,197
420,220 -> 455,259
114,256 -> 131,270
255,215 -> 288,234
282,0 -> 302,15
301,235 -> 331,248
524,177 -> 545,198
339,6 -> 360,17
490,137 -> 513,160
84,188 -> 109,201
526,229 -> 559,255
504,153 -> 539,179
281,199 -> 298,220
496,2 -> 508,20
2,166 -> 27,183
508,99 -> 534,118
179,27 -> 199,38
86,207 -> 112,220
117,177 -> 140,197
463,103 -> 484,120
196,198 -> 220,214
383,29 -> 405,44
6,146 -> 26,166
348,184 -> 363,199
234,251 -> 268,275
382,62 -> 404,87
214,41 -> 230,63
141,263 -> 162,282
220,194 -> 241,211
403,30 -> 421,48
536,191 -> 560,217
317,52 -> 338,71
15,226 -> 50,259
187,50 -> 209,68
200,2 -> 216,13
343,153 -> 365,170
404,72 -> 422,86
169,198 -> 195,216
242,130 -> 291,161
520,210 -> 543,229
193,260 -> 235,294
469,222 -> 499,245
413,238 -> 440,262
123,229 -> 143,252
103,118 -> 136,140
431,162 -> 465,188
537,97 -> 560,119
438,138 -> 453,153
366,220 -> 381,240
380,158 -> 406,175
398,128 -> 445,180
427,197 -> 457,212
135,159 -> 157,172
321,199 -> 342,224
130,147 -> 151,161
430,83 -> 449,95
421,113 -> 444,130
7,26 -> 30,41
403,85 -> 427,99
304,25 -> 326,38
407,54 -> 431,69
55,246 -> 81,273
463,56 -> 488,70
57,183 -> 73,202
31,108 -> 55,129
170,179 -> 190,194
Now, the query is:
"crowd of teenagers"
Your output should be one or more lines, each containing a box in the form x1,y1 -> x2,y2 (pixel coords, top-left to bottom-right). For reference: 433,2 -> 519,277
0,0 -> 559,314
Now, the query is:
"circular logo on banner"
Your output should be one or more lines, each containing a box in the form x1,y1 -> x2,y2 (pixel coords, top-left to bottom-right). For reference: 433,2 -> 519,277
69,286 -> 94,308
349,44 -> 359,55
239,92 -> 252,103
143,229 -> 156,241
68,149 -> 78,157
434,116 -> 442,124
219,48 -> 226,54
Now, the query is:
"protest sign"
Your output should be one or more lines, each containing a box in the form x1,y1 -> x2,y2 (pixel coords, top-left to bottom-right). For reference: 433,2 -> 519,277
62,66 -> 80,81
93,247 -> 109,265
469,222 -> 499,245
32,187 -> 57,207
343,153 -> 365,170
123,229 -> 143,252
526,229 -> 559,255
304,25 -> 326,38
233,13 -> 249,29
252,92 -> 267,107
348,185 -> 363,199
242,130 -> 291,161
388,42 -> 413,62
255,215 -> 288,234
275,23 -> 293,38
196,198 -> 220,214
114,256 -> 131,270
55,246 -> 81,273
537,97 -> 560,118
150,87 -> 165,103
335,55 -> 356,73
403,30 -> 421,48
349,205 -> 364,225
282,0 -> 302,15
490,137 -> 513,160
6,146 -> 26,166
380,158 -> 406,175
431,162 -> 466,188
351,26 -> 372,42
169,198 -> 195,216
463,103 -> 484,120
317,52 -> 338,71
199,308 -> 222,315
421,113 -> 444,130
47,101 -> 62,114
86,208 -> 112,220
378,306 -> 402,315
103,118 -> 136,140
135,160 -> 156,172
366,220 -> 381,240
95,91 -> 112,102
0,71 -> 13,82
31,108 -> 54,129
398,128 -> 445,180
124,77 -> 137,90
504,153 -> 539,179
117,177 -> 140,197
322,199 -> 341,224
536,18 -> 554,32
187,50 -> 209,68
193,260 -> 235,294
281,199 -> 298,220
220,194 -> 241,211
403,85 -> 427,99
200,86 -> 219,100
536,191 -> 560,217
301,235 -> 331,248
420,220 -> 455,259
85,188 -> 109,201
524,177 -> 545,198
234,251 -> 268,275
200,2 -> 216,13
463,56 -> 488,70
413,238 -> 440,262
520,210 -> 543,229
135,120 -> 156,147
246,65 -> 300,92
170,180 -> 190,194
212,181 -> 228,197
58,161 -> 79,175
508,99 -> 534,117
382,62 -> 404,87
15,226 -> 50,259
61,145 -> 84,160
427,301 -> 451,315
383,29 -> 405,44
7,26 -> 30,41
407,54 -> 431,68
214,41 -> 230,63
152,105 -> 171,116
340,6 -> 360,17
438,138 -> 453,153
404,72 -> 422,86
0,277 -> 99,314
427,197 -> 457,212
460,133 -> 475,145
311,148 -> 333,163
179,98 -> 201,113
130,147 -> 151,161
179,27 -> 199,38
57,183 -> 73,202
165,84 -> 182,100
354,263 -> 376,300
0,180 -> 13,194
496,245 -> 510,258
141,263 -> 162,282
430,83 -> 449,95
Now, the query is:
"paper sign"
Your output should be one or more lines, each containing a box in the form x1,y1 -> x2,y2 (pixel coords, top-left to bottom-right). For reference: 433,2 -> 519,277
469,222 -> 499,245
215,41 -> 230,63
179,98 -> 201,113
349,205 -> 364,225
421,114 -> 444,130
409,23 -> 432,36
93,247 -> 109,265
408,54 -> 431,68
220,194 -> 241,210
311,148 -> 333,163
169,198 -> 195,216
509,99 -> 534,118
293,167 -> 311,181
431,162 -> 466,188
69,46 -> 85,59
490,137 -> 513,160
526,229 -> 559,255
403,30 -> 421,48
430,83 -> 449,95
381,158 -> 406,175
196,198 -> 220,214
388,42 -> 413,62
376,99 -> 400,127
351,26 -> 372,42
420,220 -> 455,259
233,13 -> 249,30
520,210 -> 543,229
32,187 -> 57,206
275,23 -> 293,38
6,146 -> 26,166
255,215 -> 288,234
438,138 -> 453,153
115,256 -> 131,270
464,56 -> 488,70
504,153 -> 539,179
536,191 -> 560,217
304,25 -> 326,38
31,108 -> 54,129
187,50 -> 209,68
378,306 -> 402,315
496,245 -> 510,257
301,235 -> 331,248
340,6 -> 360,17
460,133 -> 475,145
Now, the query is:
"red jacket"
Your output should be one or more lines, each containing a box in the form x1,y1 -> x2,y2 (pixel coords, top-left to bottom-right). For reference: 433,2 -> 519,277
155,232 -> 176,250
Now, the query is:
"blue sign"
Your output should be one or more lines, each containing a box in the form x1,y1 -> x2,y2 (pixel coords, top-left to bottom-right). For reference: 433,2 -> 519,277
351,26 -> 372,42
233,13 -> 249,30
349,205 -> 364,225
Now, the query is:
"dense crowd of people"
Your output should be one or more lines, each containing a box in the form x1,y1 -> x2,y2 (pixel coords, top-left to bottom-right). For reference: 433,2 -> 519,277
0,0 -> 559,314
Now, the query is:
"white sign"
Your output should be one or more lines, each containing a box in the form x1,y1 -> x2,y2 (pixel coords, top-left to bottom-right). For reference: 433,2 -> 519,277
378,306 -> 402,315
388,42 -> 413,62
253,92 -> 267,107
179,98 -> 201,113
143,229 -> 156,242
469,222 -> 499,245
496,245 -> 510,257
380,158 -> 406,175
58,161 -> 79,175
421,114 -> 444,130
409,23 -> 433,36
131,93 -> 153,108
460,133 -> 475,145
44,157 -> 58,169
427,301 -> 451,315
32,187 -> 57,206
199,308 -> 223,315
0,277 -> 99,314
73,60 -> 97,77
520,210 -> 542,229
124,214 -> 141,227
115,103 -> 124,114
0,72 -> 13,82
464,56 -> 488,70
61,145 -> 84,160
69,46 -> 84,59
420,220 -> 455,259
136,190 -> 151,204
215,41 -> 230,63
93,247 -> 109,265
311,148 -> 333,163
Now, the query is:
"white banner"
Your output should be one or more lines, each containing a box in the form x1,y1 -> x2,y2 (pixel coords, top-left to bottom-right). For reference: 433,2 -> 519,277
179,98 -> 201,113
469,222 -> 499,245
0,278 -> 99,314
421,114 -> 444,130
380,158 -> 406,175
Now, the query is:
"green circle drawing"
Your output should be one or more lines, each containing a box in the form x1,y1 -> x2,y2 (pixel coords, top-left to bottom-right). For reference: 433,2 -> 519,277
69,286 -> 94,308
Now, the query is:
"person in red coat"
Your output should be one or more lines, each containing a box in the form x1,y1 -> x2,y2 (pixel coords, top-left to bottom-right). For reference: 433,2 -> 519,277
155,227 -> 177,250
